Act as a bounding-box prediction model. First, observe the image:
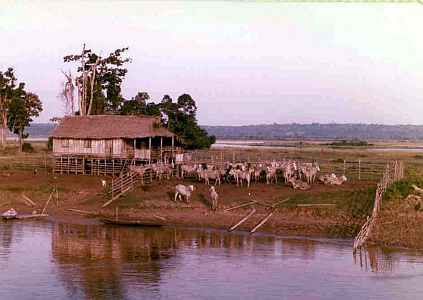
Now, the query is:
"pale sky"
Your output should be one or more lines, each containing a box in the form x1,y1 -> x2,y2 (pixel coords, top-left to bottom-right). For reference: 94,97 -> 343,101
1,1 -> 423,125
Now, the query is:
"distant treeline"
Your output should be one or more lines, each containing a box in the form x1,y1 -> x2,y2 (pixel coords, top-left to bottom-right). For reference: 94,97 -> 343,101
202,123 -> 423,140
17,123 -> 423,141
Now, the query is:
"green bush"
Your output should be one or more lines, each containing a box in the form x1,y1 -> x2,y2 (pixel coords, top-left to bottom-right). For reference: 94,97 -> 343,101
384,179 -> 423,202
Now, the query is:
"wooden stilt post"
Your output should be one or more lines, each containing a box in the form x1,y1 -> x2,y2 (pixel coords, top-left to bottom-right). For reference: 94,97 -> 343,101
160,137 -> 163,163
171,136 -> 174,162
149,137 -> 152,164
133,139 -> 136,160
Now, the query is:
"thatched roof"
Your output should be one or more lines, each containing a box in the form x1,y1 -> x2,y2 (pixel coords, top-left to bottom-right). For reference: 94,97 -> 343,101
50,115 -> 175,139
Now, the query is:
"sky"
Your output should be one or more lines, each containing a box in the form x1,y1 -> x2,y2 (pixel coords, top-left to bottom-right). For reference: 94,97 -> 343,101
1,1 -> 423,125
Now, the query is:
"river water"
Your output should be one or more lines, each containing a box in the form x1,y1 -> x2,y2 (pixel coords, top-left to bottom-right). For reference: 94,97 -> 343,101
1,221 -> 423,300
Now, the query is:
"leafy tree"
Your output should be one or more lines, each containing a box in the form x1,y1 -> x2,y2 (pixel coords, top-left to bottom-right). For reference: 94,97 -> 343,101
121,92 -> 215,149
177,94 -> 197,117
8,91 -> 43,152
121,92 -> 161,116
63,46 -> 131,115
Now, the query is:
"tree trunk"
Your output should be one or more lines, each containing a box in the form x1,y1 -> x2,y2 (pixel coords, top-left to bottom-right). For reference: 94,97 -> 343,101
0,126 -> 4,149
0,114 -> 7,150
19,129 -> 23,153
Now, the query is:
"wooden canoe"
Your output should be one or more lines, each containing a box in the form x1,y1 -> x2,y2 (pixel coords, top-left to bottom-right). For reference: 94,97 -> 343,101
100,218 -> 164,227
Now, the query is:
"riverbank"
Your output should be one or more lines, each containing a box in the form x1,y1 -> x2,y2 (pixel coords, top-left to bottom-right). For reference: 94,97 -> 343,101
0,170 -> 376,239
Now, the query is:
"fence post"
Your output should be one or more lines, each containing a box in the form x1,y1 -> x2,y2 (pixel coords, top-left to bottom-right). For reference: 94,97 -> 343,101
358,160 -> 361,181
343,160 -> 346,176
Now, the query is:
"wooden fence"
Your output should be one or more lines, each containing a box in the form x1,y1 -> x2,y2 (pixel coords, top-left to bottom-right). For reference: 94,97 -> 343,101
0,154 -> 53,171
353,160 -> 405,252
105,165 -> 179,207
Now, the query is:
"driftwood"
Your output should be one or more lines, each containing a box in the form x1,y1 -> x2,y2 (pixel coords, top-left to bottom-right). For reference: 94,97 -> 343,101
224,201 -> 257,212
152,214 -> 167,221
296,204 -> 336,207
228,208 -> 256,232
21,194 -> 36,207
67,208 -> 97,216
41,193 -> 52,215
250,208 -> 276,233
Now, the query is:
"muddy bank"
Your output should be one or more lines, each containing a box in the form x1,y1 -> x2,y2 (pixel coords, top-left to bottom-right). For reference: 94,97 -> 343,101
0,170 -> 371,239
41,206 -> 358,239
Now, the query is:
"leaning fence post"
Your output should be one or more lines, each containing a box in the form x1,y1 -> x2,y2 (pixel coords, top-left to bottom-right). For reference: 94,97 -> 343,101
343,160 -> 346,176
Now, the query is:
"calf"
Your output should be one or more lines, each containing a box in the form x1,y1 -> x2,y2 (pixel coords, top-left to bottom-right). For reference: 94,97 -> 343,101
209,186 -> 219,211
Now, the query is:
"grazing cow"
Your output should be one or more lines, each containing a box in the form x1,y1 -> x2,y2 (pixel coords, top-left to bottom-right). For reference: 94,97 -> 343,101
205,169 -> 221,186
252,165 -> 264,183
239,169 -> 252,188
266,167 -> 277,184
181,164 -> 198,179
303,162 -> 320,184
209,186 -> 219,211
174,184 -> 195,203
283,162 -> 297,183
229,168 -> 240,185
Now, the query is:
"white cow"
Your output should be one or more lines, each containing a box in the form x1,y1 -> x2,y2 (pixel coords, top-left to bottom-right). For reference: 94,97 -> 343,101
174,184 -> 195,203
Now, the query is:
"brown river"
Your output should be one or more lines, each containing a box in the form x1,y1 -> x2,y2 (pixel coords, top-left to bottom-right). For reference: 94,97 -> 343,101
1,221 -> 423,300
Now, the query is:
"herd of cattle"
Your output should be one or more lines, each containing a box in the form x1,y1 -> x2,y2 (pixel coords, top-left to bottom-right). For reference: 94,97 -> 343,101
127,160 -> 349,207
178,160 -> 347,190
142,159 -> 347,191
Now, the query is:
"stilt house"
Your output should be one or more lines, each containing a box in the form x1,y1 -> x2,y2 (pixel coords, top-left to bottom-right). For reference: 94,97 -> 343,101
50,115 -> 180,175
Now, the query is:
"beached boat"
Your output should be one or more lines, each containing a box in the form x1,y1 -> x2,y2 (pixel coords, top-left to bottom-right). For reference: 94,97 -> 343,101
100,218 -> 164,227
2,208 -> 18,220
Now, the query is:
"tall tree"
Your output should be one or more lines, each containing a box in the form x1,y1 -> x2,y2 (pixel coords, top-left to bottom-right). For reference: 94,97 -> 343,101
63,45 -> 131,115
8,91 -> 42,152
0,68 -> 18,149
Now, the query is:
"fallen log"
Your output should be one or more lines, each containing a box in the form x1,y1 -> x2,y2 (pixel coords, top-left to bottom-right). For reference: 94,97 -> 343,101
228,208 -> 256,232
250,208 -> 276,233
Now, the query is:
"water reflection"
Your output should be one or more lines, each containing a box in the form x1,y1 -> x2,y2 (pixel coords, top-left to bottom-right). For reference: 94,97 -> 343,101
354,247 -> 399,273
2,221 -> 423,300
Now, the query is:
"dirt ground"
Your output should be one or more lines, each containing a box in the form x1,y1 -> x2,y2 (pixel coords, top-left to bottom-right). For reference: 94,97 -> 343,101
0,170 -> 376,238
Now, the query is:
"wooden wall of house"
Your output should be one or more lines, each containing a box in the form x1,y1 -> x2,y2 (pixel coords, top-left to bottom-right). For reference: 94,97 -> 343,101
53,138 -> 125,158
